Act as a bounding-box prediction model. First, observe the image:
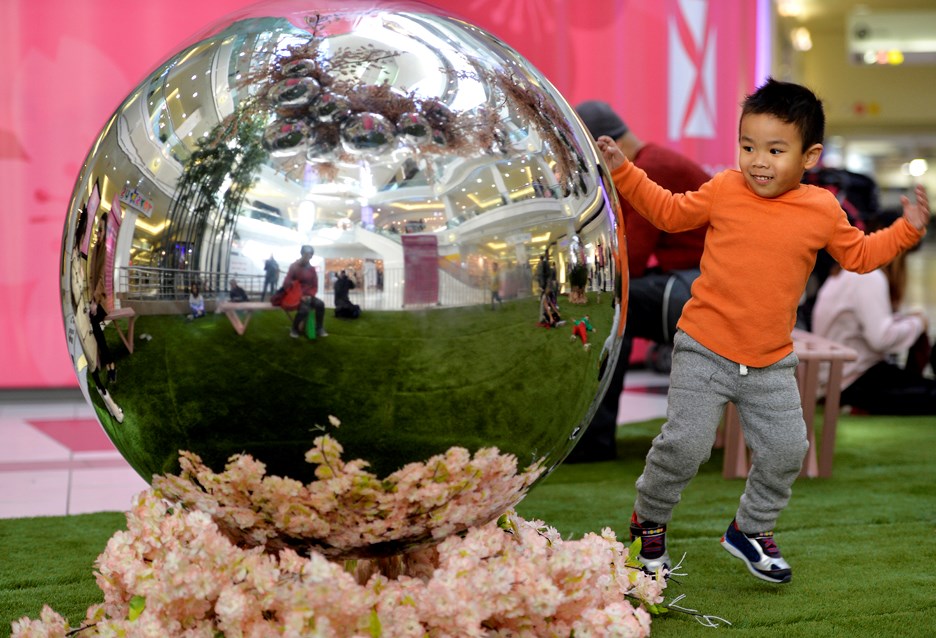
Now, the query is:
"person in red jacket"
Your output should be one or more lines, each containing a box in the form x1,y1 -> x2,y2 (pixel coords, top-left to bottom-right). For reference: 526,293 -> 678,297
283,245 -> 327,339
568,101 -> 709,464
598,78 -> 930,584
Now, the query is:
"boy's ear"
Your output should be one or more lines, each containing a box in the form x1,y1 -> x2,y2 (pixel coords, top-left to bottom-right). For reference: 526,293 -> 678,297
803,143 -> 823,170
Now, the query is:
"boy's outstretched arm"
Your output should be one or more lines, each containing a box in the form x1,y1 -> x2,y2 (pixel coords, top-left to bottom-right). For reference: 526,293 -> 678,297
903,184 -> 931,232
596,135 -> 626,171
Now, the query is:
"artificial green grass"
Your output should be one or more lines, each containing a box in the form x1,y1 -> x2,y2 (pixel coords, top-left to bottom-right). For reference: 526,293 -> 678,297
0,512 -> 125,633
3,414 -> 935,636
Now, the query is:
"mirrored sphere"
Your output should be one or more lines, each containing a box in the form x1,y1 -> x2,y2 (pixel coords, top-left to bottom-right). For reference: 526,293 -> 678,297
60,0 -> 626,558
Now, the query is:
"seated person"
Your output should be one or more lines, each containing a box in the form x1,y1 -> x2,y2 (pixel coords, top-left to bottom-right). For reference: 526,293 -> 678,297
187,282 -> 205,320
539,291 -> 564,328
228,278 -> 249,302
334,270 -> 360,319
283,245 -> 327,338
812,214 -> 936,415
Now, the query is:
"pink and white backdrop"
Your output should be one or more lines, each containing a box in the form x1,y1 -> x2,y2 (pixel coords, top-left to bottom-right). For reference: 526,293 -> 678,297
0,0 -> 769,389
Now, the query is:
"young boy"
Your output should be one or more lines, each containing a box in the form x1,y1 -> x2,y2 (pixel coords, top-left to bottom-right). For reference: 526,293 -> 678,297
596,78 -> 930,584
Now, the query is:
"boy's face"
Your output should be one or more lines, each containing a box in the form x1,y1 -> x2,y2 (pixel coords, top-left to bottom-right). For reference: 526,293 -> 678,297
738,113 -> 822,199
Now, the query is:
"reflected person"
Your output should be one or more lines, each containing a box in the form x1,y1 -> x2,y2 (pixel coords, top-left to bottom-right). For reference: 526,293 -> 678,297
187,282 -> 206,320
88,215 -> 117,385
229,278 -> 249,302
284,245 -> 327,338
88,215 -> 122,422
262,253 -> 280,301
334,269 -> 360,319
490,262 -> 503,309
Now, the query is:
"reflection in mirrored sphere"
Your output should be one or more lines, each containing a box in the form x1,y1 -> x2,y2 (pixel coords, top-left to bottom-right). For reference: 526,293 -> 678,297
60,0 -> 625,558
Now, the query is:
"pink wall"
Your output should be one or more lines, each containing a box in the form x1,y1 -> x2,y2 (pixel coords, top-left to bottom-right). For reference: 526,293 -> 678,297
0,0 -> 765,388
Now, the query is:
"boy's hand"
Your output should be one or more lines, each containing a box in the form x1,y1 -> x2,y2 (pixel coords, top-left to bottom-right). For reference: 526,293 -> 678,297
902,184 -> 931,231
595,135 -> 627,171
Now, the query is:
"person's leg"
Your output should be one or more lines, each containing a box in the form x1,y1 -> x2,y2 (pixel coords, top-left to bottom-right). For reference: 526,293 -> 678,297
313,297 -> 327,336
842,361 -> 936,415
733,352 -> 807,532
90,310 -> 115,383
292,298 -> 310,335
721,353 -> 803,584
626,273 -> 673,344
905,332 -> 932,377
633,331 -> 729,524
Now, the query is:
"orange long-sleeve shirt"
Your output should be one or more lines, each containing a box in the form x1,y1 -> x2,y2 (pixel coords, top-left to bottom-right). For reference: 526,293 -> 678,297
611,162 -> 924,367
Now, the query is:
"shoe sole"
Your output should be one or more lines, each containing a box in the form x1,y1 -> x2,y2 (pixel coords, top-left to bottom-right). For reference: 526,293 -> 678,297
720,538 -> 791,584
636,553 -> 671,576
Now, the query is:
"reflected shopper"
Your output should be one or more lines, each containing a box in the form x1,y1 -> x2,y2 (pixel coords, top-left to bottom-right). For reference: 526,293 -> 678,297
334,270 -> 360,319
187,282 -> 206,320
284,245 -> 327,338
229,278 -> 249,302
262,254 -> 280,301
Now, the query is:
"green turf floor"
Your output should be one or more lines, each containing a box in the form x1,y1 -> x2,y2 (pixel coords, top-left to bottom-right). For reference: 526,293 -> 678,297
3,414 -> 935,637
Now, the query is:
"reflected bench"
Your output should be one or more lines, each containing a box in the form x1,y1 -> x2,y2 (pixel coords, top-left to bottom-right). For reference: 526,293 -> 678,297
721,328 -> 858,479
217,300 -> 290,335
105,307 -> 137,354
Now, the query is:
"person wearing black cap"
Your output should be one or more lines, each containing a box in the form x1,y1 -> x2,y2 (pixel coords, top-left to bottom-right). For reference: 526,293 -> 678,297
565,100 -> 709,463
283,244 -> 327,339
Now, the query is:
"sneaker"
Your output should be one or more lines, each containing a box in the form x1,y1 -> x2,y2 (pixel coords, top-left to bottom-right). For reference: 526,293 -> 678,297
629,512 -> 671,574
721,519 -> 792,583
98,387 -> 124,424
289,329 -> 301,338
317,329 -> 329,338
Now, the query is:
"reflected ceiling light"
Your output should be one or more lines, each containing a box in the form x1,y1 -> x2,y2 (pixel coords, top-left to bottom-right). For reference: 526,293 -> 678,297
531,232 -> 551,243
134,218 -> 169,236
389,201 -> 444,211
467,193 -> 503,209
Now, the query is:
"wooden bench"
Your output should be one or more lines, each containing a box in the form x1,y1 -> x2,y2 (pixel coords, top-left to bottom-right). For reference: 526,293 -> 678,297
721,328 -> 858,479
217,300 -> 285,335
105,307 -> 137,354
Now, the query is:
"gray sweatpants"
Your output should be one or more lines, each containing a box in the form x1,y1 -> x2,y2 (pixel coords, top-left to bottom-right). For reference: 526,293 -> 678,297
634,330 -> 809,532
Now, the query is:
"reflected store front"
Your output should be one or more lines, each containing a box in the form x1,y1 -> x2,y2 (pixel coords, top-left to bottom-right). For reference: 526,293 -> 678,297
60,0 -> 626,558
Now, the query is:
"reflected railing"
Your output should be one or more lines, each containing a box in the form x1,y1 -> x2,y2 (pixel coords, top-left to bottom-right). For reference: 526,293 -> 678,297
116,265 -> 535,310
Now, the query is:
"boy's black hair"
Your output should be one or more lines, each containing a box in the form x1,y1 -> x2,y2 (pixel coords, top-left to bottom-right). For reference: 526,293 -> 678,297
741,77 -> 824,151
